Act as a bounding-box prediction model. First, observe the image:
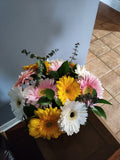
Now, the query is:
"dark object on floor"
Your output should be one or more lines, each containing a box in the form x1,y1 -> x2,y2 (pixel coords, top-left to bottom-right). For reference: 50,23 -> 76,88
6,122 -> 44,160
108,148 -> 120,160
6,111 -> 120,160
0,134 -> 14,160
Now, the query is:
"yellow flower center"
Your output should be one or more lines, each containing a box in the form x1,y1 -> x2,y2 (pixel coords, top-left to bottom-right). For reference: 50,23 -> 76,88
83,86 -> 92,94
38,88 -> 46,96
65,89 -> 69,93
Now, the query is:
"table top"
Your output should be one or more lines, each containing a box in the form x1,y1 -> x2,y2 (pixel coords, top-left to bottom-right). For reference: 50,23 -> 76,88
6,110 -> 120,160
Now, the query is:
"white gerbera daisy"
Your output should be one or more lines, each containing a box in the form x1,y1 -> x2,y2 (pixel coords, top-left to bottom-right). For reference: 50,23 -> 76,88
75,64 -> 90,77
58,100 -> 88,136
8,86 -> 25,120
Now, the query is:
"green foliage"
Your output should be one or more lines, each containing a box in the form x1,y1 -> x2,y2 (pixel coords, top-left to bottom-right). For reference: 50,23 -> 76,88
97,99 -> 112,105
55,98 -> 63,106
49,61 -> 70,80
92,106 -> 107,119
37,96 -> 52,105
69,43 -> 80,62
45,89 -> 55,100
21,49 -> 59,61
23,105 -> 37,117
57,61 -> 69,77
92,88 -> 97,97
49,71 -> 59,80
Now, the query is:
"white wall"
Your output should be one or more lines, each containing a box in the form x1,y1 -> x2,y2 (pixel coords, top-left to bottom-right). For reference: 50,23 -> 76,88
0,0 -> 99,126
100,0 -> 120,11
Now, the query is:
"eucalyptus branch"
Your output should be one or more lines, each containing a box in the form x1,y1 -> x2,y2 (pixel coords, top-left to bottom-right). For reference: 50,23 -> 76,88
75,93 -> 98,104
21,49 -> 59,61
69,42 -> 80,62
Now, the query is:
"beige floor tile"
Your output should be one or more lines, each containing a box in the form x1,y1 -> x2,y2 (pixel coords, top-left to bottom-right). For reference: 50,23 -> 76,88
114,66 -> 120,76
90,35 -> 97,43
115,94 -> 120,103
101,33 -> 120,49
89,39 -> 110,56
113,32 -> 120,39
100,71 -> 120,97
86,51 -> 96,64
93,28 -> 110,38
103,89 -> 112,101
114,45 -> 120,55
99,50 -> 120,69
101,98 -> 120,133
85,58 -> 110,78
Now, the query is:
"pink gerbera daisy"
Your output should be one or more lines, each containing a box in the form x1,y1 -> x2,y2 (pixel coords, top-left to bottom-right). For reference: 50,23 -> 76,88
78,74 -> 104,98
49,59 -> 63,72
23,78 -> 57,106
14,69 -> 36,87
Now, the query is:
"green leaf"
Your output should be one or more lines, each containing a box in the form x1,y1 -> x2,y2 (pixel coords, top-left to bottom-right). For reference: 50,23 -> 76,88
49,71 -> 59,80
30,74 -> 39,81
42,62 -> 47,75
38,59 -> 42,68
72,64 -> 77,71
23,105 -> 37,117
57,61 -> 69,77
92,88 -> 97,97
92,106 -> 107,119
37,96 -> 51,105
45,89 -> 55,100
55,98 -> 63,106
97,99 -> 112,105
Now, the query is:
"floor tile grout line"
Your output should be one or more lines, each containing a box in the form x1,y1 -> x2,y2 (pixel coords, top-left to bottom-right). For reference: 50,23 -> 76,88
93,30 -> 112,39
92,30 -> 112,40
116,130 -> 120,135
99,33 -> 120,50
102,88 -> 113,101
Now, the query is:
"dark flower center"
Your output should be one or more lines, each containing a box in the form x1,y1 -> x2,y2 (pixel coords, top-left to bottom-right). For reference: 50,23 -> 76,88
46,122 -> 52,128
17,99 -> 21,107
70,112 -> 75,118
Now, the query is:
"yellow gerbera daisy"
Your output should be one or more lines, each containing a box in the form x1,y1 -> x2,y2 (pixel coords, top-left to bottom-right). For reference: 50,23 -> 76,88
56,76 -> 82,104
44,61 -> 51,74
28,107 -> 62,140
22,62 -> 38,70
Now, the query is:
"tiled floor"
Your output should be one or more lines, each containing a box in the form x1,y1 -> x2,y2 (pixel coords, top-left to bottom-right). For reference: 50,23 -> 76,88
86,2 -> 120,142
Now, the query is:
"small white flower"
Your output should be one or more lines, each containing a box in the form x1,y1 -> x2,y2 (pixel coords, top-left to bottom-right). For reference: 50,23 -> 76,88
58,100 -> 88,136
75,64 -> 90,77
8,86 -> 25,120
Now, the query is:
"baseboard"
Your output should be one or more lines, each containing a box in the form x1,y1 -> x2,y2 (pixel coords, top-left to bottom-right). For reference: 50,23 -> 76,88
0,118 -> 21,132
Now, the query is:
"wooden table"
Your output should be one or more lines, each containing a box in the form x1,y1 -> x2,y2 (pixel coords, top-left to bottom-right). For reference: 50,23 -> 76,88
6,111 -> 120,160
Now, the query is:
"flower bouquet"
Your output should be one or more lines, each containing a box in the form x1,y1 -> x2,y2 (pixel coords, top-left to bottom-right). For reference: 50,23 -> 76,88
8,43 -> 111,140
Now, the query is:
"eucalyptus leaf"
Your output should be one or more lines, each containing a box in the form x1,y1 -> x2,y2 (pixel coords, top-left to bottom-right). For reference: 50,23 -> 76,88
38,59 -> 42,68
